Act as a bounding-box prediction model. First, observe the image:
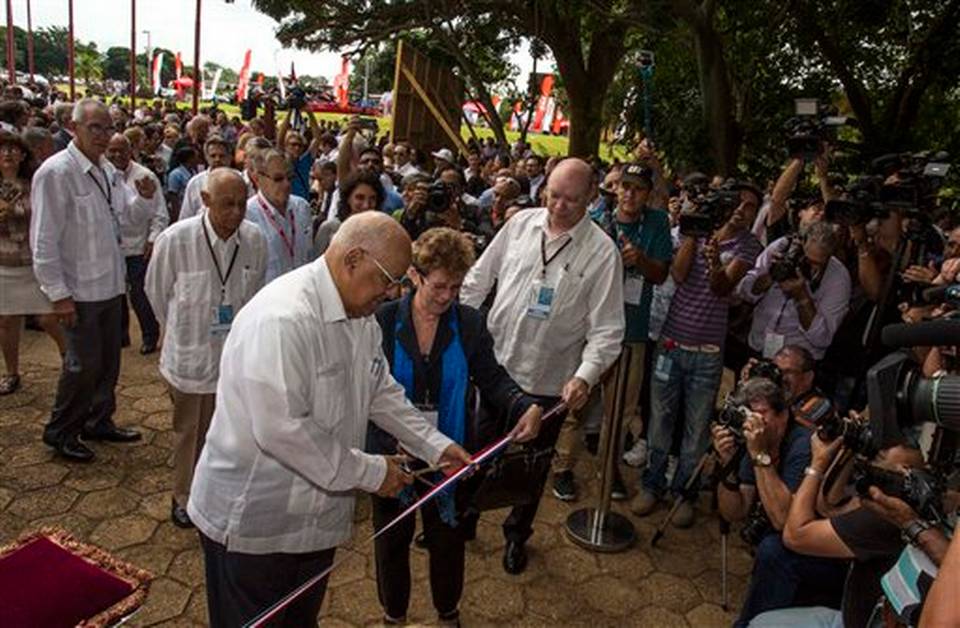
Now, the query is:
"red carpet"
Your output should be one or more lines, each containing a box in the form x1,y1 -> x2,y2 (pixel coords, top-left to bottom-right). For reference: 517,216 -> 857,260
0,528 -> 152,627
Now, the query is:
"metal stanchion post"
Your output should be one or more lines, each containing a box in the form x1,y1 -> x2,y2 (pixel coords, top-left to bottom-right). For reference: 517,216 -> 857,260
564,346 -> 636,552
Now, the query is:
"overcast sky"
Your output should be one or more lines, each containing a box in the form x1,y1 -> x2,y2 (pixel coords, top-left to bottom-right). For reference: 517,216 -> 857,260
15,0 -> 543,85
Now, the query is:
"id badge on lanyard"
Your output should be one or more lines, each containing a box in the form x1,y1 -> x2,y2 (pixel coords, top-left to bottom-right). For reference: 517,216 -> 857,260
526,279 -> 556,320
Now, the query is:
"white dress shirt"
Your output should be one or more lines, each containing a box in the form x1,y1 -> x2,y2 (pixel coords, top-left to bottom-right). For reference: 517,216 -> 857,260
461,208 -> 625,396
178,168 -> 253,222
187,257 -> 453,554
145,215 -> 267,394
118,160 -> 168,257
30,141 -> 126,303
244,192 -> 315,284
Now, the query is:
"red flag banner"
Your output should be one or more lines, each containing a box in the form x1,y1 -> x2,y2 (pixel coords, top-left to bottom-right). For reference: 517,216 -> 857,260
332,56 -> 350,108
235,49 -> 252,102
175,52 -> 183,80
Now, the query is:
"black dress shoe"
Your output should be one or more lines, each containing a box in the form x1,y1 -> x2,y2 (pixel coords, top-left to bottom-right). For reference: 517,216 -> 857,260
502,540 -> 528,575
83,426 -> 143,443
139,343 -> 158,355
171,499 -> 194,529
44,435 -> 95,462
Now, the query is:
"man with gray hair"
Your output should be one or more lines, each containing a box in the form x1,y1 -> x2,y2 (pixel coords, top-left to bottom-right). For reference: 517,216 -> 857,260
188,212 -> 472,626
737,220 -> 851,360
246,148 -> 314,283
105,132 -> 166,354
177,134 -> 238,222
31,98 -> 143,462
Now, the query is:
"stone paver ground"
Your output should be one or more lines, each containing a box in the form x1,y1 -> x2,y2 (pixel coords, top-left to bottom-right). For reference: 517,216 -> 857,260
0,327 -> 753,626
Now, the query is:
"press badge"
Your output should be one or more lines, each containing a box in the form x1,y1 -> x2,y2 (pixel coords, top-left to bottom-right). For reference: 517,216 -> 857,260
763,332 -> 785,358
209,304 -> 234,336
624,276 -> 644,306
526,281 -> 555,320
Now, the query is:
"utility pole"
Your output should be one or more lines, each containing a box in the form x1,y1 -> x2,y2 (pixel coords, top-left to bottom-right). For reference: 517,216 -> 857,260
142,30 -> 150,95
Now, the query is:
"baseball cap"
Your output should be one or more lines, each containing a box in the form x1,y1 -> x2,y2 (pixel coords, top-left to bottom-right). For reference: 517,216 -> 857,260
620,163 -> 654,188
431,148 -> 455,163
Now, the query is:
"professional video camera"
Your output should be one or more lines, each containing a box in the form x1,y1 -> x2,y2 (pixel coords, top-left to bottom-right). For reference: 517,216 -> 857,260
679,183 -> 742,238
824,175 -> 888,226
784,98 -> 852,160
769,235 -> 811,283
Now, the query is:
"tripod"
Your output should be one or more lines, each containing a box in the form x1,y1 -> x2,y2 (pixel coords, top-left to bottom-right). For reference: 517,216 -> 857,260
650,444 -> 745,610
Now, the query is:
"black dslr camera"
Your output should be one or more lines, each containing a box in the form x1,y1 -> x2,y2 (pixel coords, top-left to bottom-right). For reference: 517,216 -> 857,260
286,86 -> 307,111
426,180 -> 452,214
817,414 -> 878,459
853,463 -> 945,523
769,235 -> 810,283
715,400 -> 750,443
744,359 -> 784,387
740,502 -> 773,547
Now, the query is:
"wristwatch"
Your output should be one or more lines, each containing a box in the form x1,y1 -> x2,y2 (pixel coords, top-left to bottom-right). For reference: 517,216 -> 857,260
901,519 -> 933,546
752,452 -> 773,468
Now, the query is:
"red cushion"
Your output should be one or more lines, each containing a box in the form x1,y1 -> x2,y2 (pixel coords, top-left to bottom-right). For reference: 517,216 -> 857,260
0,537 -> 134,627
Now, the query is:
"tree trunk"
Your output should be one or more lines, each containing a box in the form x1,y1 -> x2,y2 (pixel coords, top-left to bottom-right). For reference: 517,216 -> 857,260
692,22 -> 740,175
472,79 -> 509,147
565,80 -> 606,157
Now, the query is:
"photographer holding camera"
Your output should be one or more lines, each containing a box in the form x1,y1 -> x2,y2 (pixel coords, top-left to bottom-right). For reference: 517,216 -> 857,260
747,428 -> 953,628
713,378 -> 849,627
738,221 -> 851,360
633,181 -> 762,525
277,98 -> 322,201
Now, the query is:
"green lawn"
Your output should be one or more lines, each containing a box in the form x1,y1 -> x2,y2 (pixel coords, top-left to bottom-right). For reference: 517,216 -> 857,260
110,96 -> 629,160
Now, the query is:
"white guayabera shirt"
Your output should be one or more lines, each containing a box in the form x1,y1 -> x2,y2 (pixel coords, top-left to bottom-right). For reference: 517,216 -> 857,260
187,256 -> 453,554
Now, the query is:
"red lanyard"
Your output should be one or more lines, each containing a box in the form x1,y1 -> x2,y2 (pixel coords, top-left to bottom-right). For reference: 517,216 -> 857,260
257,194 -> 295,259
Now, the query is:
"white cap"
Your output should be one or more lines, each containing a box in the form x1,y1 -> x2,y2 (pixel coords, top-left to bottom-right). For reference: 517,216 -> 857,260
430,148 -> 455,163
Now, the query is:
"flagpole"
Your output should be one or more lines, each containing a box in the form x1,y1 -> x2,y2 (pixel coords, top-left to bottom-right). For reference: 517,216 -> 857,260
26,0 -> 34,81
192,0 -> 200,115
67,0 -> 75,100
5,0 -> 14,84
129,0 -> 136,109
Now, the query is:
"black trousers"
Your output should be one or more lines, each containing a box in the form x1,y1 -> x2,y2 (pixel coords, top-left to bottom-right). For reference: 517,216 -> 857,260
492,393 -> 564,545
371,493 -> 468,619
199,533 -> 336,628
121,255 -> 159,345
45,296 -> 123,444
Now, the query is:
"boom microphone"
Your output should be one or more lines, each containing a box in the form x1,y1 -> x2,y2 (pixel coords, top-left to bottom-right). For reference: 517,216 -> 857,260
881,319 -> 960,348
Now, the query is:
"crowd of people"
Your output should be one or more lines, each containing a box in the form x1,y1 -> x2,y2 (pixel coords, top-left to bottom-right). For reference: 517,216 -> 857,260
0,82 -> 957,628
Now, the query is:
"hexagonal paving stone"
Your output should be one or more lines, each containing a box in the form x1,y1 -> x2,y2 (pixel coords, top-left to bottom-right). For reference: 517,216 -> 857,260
595,544 -> 655,580
7,485 -> 79,519
542,545 -> 601,584
3,443 -> 55,468
0,461 -> 69,492
0,390 -> 36,411
635,571 -> 704,615
168,547 -> 204,587
116,543 -> 176,577
523,575 -> 588,622
326,574 -> 383,625
140,491 -> 173,522
132,395 -> 173,414
62,466 -> 125,492
0,486 -> 13,510
687,601 -> 739,627
75,487 -> 141,519
132,577 -> 192,625
143,411 -> 172,431
119,383 -> 168,399
0,405 -> 42,427
126,467 -> 172,496
29,512 -> 98,539
461,576 -> 525,622
89,514 -> 158,550
691,569 -> 749,611
580,574 -> 646,617
634,605 -> 690,627
184,588 -> 210,625
150,520 -> 199,552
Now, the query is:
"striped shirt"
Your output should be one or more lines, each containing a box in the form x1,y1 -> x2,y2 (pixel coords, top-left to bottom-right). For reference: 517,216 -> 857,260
661,231 -> 762,347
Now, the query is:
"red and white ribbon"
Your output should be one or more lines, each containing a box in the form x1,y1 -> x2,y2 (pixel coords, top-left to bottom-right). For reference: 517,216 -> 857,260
243,401 -> 567,627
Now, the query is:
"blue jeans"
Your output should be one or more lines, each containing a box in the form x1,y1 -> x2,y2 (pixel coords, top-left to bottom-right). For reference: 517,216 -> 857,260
735,533 -> 848,627
642,345 -> 722,500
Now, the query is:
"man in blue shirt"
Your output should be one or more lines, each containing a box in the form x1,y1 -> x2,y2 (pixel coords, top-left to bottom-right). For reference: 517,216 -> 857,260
277,104 -> 322,200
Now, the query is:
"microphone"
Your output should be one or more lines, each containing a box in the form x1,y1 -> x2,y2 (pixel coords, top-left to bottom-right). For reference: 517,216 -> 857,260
919,283 -> 960,305
881,319 -> 960,348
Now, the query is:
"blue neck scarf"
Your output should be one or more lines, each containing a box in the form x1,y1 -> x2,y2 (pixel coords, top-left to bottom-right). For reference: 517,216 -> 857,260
393,298 -> 468,525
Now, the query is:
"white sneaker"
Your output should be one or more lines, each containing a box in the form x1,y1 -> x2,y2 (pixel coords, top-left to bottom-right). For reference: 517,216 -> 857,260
664,456 -> 679,485
622,439 -> 648,467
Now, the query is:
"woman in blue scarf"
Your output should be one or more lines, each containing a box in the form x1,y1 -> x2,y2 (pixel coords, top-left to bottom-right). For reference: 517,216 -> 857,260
366,227 -> 542,627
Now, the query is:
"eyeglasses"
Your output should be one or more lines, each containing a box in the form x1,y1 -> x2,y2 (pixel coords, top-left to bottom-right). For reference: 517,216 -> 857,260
367,251 -> 403,288
81,123 -> 116,136
259,171 -> 292,183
